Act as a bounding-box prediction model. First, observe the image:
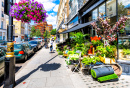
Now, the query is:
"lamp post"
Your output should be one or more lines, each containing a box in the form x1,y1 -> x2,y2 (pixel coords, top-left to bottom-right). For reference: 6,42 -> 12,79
4,0 -> 15,88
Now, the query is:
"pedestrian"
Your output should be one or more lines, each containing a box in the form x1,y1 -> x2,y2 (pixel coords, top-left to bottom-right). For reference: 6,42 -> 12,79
50,39 -> 53,52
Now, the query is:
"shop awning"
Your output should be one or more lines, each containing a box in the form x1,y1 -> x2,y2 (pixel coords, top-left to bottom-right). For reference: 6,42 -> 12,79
61,20 -> 96,34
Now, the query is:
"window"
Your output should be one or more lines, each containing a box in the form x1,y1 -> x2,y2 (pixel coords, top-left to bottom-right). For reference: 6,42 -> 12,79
1,21 -> 3,29
92,9 -> 98,20
2,2 -> 4,7
99,3 -> 105,17
1,11 -> 4,17
106,0 -> 117,25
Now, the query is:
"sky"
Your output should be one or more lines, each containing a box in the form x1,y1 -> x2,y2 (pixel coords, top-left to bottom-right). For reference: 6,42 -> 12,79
30,0 -> 60,29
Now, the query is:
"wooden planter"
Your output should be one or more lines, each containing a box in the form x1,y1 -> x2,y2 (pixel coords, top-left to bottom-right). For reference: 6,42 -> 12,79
110,63 -> 122,77
99,56 -> 115,64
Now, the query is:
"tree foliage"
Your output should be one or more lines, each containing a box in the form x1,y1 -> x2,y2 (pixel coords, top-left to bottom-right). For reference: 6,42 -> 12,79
43,30 -> 50,38
30,26 -> 36,37
36,29 -> 41,37
51,29 -> 56,35
118,2 -> 128,18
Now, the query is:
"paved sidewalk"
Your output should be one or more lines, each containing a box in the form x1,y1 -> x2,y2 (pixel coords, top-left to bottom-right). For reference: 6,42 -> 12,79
15,44 -> 75,88
15,43 -> 130,88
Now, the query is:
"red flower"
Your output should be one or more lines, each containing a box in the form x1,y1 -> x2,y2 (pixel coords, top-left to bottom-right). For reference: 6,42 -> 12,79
115,38 -> 117,41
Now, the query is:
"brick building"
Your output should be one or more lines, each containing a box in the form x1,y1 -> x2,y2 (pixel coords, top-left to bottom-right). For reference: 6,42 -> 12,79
35,22 -> 53,37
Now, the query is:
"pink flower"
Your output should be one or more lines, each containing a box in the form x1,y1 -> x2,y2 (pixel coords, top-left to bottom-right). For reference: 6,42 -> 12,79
15,3 -> 17,5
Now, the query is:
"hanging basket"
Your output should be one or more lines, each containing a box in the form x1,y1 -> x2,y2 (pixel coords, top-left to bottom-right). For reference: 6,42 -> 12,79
9,0 -> 47,23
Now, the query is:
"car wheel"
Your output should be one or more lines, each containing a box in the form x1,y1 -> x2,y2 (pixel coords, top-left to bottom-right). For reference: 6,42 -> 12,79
24,55 -> 28,61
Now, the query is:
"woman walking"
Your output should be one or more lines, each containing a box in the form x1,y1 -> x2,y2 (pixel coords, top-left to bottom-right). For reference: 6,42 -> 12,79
50,39 -> 53,52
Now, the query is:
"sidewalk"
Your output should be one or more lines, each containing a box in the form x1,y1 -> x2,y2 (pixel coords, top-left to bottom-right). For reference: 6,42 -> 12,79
15,44 -> 75,88
15,43 -> 130,88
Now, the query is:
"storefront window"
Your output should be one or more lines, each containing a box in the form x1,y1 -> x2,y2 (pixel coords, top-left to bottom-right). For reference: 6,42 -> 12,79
99,3 -> 105,17
118,0 -> 130,60
92,9 -> 98,20
106,0 -> 117,25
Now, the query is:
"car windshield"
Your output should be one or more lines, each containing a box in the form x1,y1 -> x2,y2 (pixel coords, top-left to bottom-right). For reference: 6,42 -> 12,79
14,44 -> 22,49
29,41 -> 37,44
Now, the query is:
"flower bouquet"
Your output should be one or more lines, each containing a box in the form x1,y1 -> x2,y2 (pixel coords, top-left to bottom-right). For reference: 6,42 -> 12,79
9,0 -> 47,23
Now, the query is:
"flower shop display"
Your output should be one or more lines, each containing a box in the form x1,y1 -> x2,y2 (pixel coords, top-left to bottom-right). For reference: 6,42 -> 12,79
122,49 -> 130,59
81,56 -> 102,70
10,0 -> 47,23
91,16 -> 128,43
58,51 -> 63,58
91,65 -> 118,82
95,45 -> 116,64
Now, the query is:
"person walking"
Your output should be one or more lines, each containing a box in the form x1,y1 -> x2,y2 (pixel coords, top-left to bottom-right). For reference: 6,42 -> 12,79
50,39 -> 53,52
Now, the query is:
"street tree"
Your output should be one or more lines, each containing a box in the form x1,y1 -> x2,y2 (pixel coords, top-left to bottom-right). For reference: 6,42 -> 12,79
43,30 -> 51,38
30,26 -> 36,37
36,29 -> 41,37
51,29 -> 56,35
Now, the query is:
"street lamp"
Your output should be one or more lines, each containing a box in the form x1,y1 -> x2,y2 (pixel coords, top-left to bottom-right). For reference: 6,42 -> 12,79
4,0 -> 15,88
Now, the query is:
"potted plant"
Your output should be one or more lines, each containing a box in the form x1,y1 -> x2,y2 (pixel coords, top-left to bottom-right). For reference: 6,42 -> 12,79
123,49 -> 130,59
58,51 -> 63,58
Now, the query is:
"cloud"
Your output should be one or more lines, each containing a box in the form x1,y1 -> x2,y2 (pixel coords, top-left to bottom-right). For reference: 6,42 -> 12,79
36,0 -> 56,11
53,5 -> 59,12
46,13 -> 57,28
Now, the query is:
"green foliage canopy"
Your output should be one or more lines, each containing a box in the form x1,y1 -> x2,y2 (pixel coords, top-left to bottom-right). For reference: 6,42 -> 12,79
51,29 -> 56,35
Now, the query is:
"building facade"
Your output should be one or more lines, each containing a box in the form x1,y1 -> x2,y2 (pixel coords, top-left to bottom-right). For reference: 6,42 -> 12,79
35,22 -> 53,38
0,0 -> 7,40
46,24 -> 53,32
6,19 -> 25,41
60,0 -> 130,37
57,0 -> 130,74
35,21 -> 48,36
24,23 -> 31,41
56,0 -> 69,42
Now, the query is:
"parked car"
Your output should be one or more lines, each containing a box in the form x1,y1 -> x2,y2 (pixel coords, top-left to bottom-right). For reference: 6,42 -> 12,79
14,43 -> 34,61
36,39 -> 45,47
0,41 -> 7,49
28,41 -> 41,51
0,47 -> 6,78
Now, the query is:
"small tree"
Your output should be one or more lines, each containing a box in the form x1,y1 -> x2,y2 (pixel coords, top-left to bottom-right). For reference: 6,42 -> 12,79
36,29 -> 41,37
30,26 -> 36,37
43,30 -> 50,38
51,29 -> 56,35
91,16 -> 128,42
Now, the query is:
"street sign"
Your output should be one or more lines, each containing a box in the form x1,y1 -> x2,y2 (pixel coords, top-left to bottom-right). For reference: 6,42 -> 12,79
4,0 -> 10,15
